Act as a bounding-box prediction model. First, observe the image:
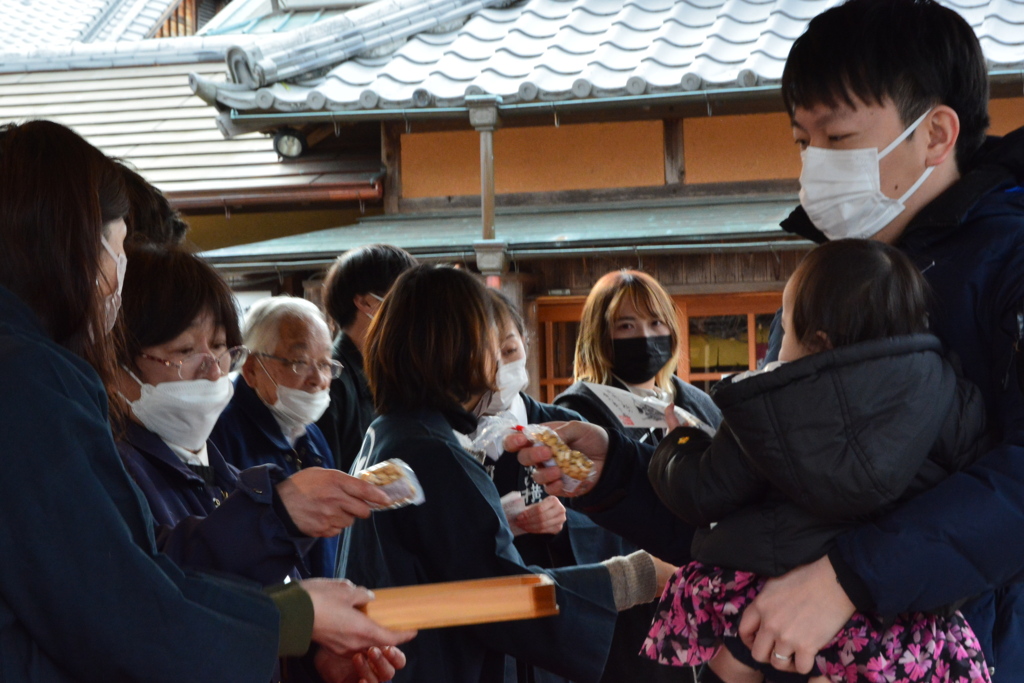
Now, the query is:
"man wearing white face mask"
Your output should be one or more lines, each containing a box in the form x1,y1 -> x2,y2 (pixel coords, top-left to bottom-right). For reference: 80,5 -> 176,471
747,2 -> 1024,679
212,295 -> 344,578
509,3 -> 1024,681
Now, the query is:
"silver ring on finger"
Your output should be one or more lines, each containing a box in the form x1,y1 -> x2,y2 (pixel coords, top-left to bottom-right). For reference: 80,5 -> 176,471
772,651 -> 793,662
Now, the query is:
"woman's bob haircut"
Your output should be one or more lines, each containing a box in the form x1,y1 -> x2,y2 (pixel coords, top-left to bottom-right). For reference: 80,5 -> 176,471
573,269 -> 681,395
116,244 -> 242,372
365,265 -> 498,414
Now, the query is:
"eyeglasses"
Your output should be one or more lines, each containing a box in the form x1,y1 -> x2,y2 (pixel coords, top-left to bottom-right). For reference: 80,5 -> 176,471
254,352 -> 343,379
139,346 -> 249,380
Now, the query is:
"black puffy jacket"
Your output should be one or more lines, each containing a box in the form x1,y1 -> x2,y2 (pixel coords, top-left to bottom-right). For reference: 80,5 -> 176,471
650,334 -> 989,577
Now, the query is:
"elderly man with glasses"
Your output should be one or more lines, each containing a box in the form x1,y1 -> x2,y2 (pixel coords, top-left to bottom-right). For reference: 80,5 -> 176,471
211,295 -> 348,578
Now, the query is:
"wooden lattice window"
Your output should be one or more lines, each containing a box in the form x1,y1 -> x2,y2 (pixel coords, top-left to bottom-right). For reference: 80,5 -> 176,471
151,0 -> 227,38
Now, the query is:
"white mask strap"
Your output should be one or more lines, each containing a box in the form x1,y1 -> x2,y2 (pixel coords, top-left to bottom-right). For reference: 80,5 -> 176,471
120,363 -> 146,388
898,165 -> 935,203
878,108 -> 932,159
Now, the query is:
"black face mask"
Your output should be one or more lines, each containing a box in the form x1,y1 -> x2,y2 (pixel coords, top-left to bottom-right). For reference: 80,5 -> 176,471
611,335 -> 674,385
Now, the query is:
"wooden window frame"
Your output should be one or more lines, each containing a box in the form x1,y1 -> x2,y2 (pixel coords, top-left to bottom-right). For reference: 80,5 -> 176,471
536,291 -> 782,403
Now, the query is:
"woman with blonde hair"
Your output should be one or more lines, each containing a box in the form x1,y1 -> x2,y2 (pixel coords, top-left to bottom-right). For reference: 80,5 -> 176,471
555,270 -> 720,446
553,269 -> 720,683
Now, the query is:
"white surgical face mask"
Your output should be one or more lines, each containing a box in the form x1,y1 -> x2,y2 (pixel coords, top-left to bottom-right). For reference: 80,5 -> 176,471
799,108 -> 934,240
99,236 -> 127,333
272,385 -> 331,431
255,356 -> 331,431
476,357 -> 530,417
125,371 -> 234,451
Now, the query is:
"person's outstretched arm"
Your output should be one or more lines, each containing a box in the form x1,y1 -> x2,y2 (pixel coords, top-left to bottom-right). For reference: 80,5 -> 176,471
511,422 -> 696,564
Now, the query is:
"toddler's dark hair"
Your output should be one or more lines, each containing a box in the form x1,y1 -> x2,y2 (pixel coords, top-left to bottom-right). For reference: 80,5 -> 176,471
791,239 -> 930,352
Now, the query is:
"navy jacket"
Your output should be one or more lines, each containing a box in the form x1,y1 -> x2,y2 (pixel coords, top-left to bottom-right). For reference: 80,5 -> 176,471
777,127 -> 1024,675
117,421 -> 312,585
556,375 -> 721,447
651,335 -> 989,578
316,332 -> 376,473
210,377 -> 338,578
338,408 -> 619,683
558,374 -> 721,563
0,285 -> 280,682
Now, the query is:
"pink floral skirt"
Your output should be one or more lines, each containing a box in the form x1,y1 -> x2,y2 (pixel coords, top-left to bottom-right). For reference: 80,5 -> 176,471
641,562 -> 992,683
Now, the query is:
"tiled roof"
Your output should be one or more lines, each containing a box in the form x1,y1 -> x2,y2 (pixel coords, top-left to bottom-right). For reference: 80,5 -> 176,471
0,0 -> 179,49
191,0 -> 1024,116
0,60 -> 384,209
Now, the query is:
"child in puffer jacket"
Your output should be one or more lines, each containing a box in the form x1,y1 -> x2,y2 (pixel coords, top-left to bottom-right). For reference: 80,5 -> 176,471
643,240 -> 992,683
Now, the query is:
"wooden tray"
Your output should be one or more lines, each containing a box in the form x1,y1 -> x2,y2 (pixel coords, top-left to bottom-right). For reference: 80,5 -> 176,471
358,574 -> 559,631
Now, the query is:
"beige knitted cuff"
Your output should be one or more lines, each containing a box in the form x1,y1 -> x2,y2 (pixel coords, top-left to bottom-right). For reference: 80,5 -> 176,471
602,550 -> 658,611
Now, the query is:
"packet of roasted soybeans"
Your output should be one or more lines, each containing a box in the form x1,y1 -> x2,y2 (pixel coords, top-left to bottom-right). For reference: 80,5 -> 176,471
516,424 -> 597,494
356,458 -> 425,510
470,414 -> 520,462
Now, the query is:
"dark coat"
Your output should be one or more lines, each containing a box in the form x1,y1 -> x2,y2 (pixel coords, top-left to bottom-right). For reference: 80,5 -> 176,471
490,394 -> 585,570
338,408 -> 619,683
555,375 -> 721,446
316,332 -> 376,473
210,377 -> 338,578
778,126 -> 1024,675
492,394 -> 655,683
650,335 -> 989,578
557,378 -> 716,683
117,421 -> 312,585
0,285 -> 280,682
555,375 -> 722,567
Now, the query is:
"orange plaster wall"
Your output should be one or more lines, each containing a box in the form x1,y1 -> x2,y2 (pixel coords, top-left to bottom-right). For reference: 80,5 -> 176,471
401,120 -> 664,198
683,112 -> 800,184
401,129 -> 479,198
990,98 -> 1023,136
399,98 -> 1021,199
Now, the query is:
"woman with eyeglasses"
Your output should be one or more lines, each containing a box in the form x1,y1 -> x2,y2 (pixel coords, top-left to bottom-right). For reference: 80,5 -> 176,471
112,244 -> 409,679
211,295 -> 345,578
0,120 -> 411,683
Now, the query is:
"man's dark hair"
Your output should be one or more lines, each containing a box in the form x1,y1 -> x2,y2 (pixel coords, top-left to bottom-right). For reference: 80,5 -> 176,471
782,0 -> 990,170
322,244 -> 417,329
365,265 -> 496,414
791,239 -> 930,352
117,161 -> 189,246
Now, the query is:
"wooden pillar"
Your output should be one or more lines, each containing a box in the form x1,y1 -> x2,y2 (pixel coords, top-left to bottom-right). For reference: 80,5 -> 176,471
664,118 -> 685,185
381,121 -> 402,215
466,95 -> 502,241
480,128 -> 495,239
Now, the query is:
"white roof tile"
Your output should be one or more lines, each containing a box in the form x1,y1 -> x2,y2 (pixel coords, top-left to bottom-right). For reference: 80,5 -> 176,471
3,0 -> 1019,120
0,0 -> 182,49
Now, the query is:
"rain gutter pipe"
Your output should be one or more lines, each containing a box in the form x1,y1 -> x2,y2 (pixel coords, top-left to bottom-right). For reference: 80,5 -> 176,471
203,238 -> 814,273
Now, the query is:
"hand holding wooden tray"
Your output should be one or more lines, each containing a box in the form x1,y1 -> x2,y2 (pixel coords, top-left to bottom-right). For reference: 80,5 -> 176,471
357,574 -> 559,631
